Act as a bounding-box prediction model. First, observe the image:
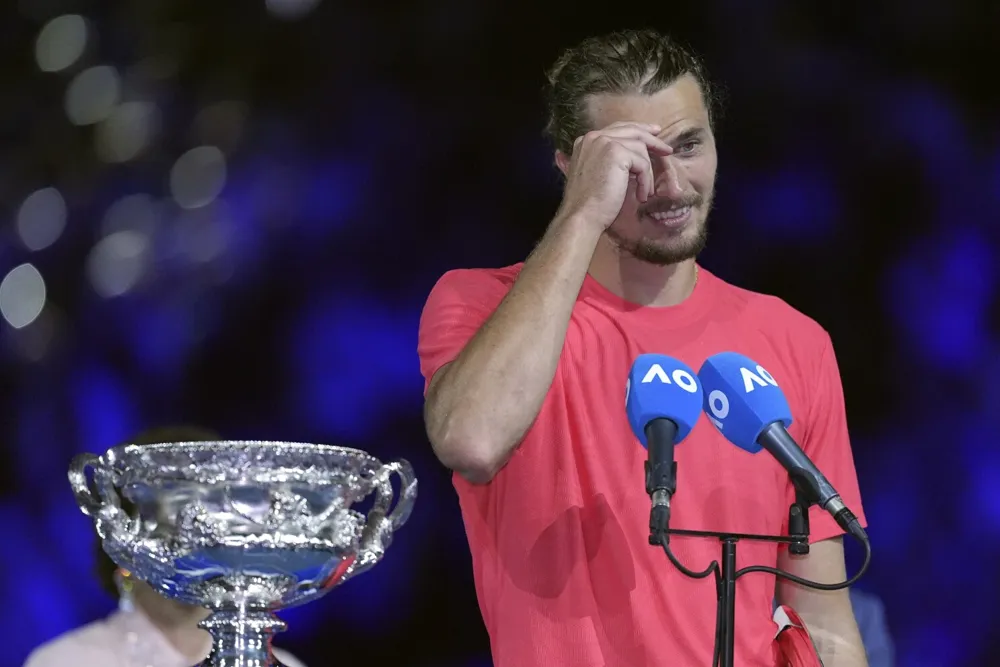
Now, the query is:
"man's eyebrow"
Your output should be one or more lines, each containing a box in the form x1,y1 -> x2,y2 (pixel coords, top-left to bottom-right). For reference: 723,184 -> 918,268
670,127 -> 706,143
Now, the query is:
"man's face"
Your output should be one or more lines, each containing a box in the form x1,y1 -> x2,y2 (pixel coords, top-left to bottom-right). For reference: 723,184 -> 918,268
585,75 -> 718,265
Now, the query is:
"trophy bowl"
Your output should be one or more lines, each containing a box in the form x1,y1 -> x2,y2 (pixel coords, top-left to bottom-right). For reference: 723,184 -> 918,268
68,441 -> 417,667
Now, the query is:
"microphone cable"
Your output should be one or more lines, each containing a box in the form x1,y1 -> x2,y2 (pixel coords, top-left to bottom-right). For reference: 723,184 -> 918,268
659,531 -> 872,667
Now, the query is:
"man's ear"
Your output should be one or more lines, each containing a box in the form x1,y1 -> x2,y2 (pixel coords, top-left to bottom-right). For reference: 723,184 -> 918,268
555,150 -> 571,177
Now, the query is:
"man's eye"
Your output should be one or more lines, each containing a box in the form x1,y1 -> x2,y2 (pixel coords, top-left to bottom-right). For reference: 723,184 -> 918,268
677,141 -> 700,154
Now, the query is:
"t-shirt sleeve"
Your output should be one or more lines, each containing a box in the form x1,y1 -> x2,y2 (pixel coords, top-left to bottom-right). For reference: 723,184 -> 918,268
417,269 -> 508,394
792,332 -> 867,543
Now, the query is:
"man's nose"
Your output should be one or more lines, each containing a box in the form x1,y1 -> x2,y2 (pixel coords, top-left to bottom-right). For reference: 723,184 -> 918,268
653,157 -> 686,199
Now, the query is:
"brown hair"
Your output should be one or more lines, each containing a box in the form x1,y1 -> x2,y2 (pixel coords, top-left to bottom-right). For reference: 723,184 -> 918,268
543,28 -> 721,155
94,425 -> 221,598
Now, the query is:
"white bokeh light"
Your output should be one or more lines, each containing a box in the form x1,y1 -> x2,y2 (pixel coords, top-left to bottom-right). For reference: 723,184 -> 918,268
86,231 -> 151,298
96,101 -> 160,163
65,65 -> 121,126
16,187 -> 67,251
0,264 -> 47,329
35,14 -> 88,73
169,146 -> 227,209
175,201 -> 233,264
101,193 -> 161,237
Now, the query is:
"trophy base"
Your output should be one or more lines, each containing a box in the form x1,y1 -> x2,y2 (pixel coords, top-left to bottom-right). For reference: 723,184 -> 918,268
197,607 -> 288,667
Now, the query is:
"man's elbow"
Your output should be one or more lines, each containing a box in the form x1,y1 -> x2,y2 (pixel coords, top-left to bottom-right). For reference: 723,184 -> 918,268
427,423 -> 507,484
423,366 -> 510,484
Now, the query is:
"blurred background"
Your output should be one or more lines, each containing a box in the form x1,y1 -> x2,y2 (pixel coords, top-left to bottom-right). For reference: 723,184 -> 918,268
1,1 -> 997,666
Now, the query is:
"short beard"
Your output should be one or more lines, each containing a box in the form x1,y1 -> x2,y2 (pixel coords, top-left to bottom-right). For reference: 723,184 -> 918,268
606,213 -> 710,266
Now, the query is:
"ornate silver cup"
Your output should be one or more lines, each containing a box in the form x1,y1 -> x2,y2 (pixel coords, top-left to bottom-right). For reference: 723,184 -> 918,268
68,441 -> 417,667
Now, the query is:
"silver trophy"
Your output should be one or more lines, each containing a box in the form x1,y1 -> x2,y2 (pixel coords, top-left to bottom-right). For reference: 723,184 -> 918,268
68,441 -> 417,667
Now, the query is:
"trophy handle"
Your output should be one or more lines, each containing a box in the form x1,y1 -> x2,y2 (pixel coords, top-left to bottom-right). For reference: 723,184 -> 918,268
68,452 -> 135,539
69,453 -> 115,516
341,458 -> 418,582
372,459 -> 417,531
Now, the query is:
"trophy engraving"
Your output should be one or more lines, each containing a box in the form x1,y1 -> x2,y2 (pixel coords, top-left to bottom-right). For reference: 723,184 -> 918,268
68,441 -> 417,666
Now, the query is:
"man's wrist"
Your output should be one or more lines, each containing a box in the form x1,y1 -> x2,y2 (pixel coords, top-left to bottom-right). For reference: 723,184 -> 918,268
550,209 -> 604,245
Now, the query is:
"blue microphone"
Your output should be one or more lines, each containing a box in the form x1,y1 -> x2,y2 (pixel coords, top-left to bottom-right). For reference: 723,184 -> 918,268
625,354 -> 704,543
698,352 -> 866,543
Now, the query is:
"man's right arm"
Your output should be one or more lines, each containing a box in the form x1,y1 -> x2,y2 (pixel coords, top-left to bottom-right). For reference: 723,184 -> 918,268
423,213 -> 601,484
421,121 -> 671,484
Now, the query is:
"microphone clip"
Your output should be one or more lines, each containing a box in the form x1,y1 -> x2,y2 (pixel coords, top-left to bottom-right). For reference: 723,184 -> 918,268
787,486 -> 811,556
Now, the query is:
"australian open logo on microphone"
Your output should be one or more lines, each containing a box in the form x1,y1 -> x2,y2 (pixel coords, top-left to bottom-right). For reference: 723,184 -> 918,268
641,362 -> 699,393
705,362 -> 780,430
706,389 -> 729,430
740,363 -> 778,393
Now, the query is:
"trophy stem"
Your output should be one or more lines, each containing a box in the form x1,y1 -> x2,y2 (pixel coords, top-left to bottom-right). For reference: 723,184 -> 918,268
197,605 -> 288,667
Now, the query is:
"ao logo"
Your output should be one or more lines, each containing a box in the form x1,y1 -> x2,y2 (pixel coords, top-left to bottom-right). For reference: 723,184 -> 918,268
641,363 -> 699,393
706,364 -> 778,429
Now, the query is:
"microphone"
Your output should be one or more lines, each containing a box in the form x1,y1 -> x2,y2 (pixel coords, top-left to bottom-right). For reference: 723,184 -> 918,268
625,354 -> 704,544
697,351 -> 867,544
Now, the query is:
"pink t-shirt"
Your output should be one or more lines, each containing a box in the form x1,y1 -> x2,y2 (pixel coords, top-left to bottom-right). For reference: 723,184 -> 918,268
417,264 -> 866,667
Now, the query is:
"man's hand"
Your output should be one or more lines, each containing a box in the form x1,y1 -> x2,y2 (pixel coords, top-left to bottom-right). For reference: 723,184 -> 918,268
558,122 -> 673,230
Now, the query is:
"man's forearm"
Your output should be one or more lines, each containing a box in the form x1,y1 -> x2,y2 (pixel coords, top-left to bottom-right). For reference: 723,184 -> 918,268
425,213 -> 602,483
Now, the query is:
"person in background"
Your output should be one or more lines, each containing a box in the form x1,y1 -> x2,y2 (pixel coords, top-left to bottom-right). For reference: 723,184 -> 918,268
849,588 -> 895,667
24,426 -> 307,667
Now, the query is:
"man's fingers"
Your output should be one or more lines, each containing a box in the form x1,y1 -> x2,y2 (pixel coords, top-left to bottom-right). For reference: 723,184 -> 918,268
604,121 -> 661,133
580,125 -> 672,156
616,143 -> 654,202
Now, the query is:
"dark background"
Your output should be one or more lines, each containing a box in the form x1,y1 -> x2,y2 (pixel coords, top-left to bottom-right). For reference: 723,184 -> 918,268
2,1 -> 998,666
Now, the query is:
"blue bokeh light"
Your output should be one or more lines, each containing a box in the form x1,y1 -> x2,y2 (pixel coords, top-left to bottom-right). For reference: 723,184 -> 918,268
69,362 -> 140,455
884,227 -> 996,373
735,163 -> 840,242
286,293 -> 424,442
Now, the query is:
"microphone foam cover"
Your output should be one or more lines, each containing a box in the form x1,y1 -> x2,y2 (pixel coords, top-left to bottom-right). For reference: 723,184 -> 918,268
625,353 -> 704,447
697,351 -> 793,453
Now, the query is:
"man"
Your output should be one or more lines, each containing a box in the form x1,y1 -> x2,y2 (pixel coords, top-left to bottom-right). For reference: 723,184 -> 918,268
24,426 -> 306,667
417,29 -> 868,667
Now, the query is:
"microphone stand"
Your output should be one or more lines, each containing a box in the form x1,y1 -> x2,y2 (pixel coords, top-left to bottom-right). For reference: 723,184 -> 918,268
650,479 -> 812,667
